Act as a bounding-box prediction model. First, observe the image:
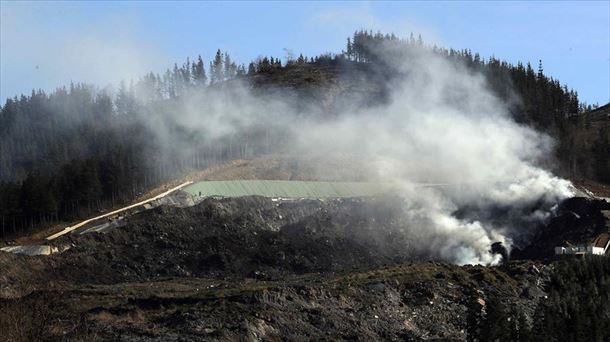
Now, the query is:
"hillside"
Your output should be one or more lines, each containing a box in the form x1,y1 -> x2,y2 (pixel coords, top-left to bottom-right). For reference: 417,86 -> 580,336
1,29 -> 610,341
1,193 -> 609,341
1,31 -> 608,240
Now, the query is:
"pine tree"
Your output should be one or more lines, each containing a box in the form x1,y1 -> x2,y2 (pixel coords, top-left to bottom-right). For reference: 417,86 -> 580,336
247,62 -> 256,75
116,80 -> 134,115
258,57 -> 271,72
236,64 -> 246,76
594,126 -> 610,183
346,38 -> 353,60
192,55 -> 207,86
182,57 -> 192,86
211,49 -> 224,84
172,63 -> 182,96
223,52 -> 234,80
297,54 -> 305,64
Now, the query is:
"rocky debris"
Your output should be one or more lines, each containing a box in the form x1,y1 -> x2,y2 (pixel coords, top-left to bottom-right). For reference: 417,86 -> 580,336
1,195 -> 608,341
0,262 -> 549,342
2,196 -> 437,296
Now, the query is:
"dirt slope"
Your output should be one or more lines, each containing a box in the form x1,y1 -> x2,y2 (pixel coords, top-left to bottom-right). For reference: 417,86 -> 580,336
1,196 -> 609,341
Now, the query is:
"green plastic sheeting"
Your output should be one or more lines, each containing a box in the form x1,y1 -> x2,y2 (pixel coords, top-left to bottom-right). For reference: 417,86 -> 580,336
183,180 -> 394,198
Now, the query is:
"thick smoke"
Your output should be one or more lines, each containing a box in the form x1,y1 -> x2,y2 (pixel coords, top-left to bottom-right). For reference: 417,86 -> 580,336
138,42 -> 573,265
285,44 -> 574,264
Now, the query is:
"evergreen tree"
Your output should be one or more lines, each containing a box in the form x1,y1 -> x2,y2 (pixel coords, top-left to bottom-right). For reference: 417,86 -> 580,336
211,49 -> 224,84
593,126 -> 610,183
116,80 -> 136,115
537,59 -> 544,80
223,52 -> 237,79
247,62 -> 256,75
236,64 -> 246,76
297,54 -> 305,64
346,38 -> 353,60
192,55 -> 207,86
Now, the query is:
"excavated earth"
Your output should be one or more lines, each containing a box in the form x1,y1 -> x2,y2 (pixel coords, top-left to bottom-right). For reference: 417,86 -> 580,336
0,196 -> 608,341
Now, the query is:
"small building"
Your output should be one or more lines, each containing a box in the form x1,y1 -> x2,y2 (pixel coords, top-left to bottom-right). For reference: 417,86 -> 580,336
555,233 -> 610,256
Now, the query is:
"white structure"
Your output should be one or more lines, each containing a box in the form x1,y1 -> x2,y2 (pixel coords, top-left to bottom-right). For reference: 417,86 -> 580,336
0,245 -> 59,256
554,246 -> 606,256
555,234 -> 610,256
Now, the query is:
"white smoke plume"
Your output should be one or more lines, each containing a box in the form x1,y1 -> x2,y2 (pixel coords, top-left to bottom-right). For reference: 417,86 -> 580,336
135,41 -> 573,266
284,45 -> 574,264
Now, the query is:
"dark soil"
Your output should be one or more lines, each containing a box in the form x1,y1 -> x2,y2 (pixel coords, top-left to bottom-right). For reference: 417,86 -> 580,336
7,196 -> 433,292
1,196 -> 609,341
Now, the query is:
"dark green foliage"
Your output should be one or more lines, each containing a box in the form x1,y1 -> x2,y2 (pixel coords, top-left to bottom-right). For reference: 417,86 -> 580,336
534,257 -> 610,342
211,49 -> 224,84
593,125 -> 610,183
467,258 -> 610,341
466,295 -> 522,342
479,297 -> 516,341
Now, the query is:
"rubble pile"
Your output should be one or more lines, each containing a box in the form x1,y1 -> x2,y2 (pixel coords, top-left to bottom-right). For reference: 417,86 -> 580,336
1,195 -> 609,341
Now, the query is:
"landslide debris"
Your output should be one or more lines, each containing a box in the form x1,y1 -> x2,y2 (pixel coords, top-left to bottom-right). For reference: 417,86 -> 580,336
3,196 -> 426,295
2,195 -> 610,341
1,261 -> 549,342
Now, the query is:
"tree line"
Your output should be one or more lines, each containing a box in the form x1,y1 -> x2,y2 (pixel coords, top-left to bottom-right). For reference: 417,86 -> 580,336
0,31 -> 607,238
0,49 -> 289,237
343,30 -> 608,183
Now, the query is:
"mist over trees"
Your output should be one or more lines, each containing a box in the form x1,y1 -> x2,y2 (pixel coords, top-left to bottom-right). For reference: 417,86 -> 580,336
0,31 -> 608,238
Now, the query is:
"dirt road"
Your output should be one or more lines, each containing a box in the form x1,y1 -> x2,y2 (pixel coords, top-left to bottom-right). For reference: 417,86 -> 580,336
45,181 -> 193,240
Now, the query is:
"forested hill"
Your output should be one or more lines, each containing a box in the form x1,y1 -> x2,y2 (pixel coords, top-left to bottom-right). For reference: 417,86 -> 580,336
0,31 -> 608,238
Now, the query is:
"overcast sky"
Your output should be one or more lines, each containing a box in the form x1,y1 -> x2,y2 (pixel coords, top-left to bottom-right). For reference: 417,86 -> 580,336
1,1 -> 608,105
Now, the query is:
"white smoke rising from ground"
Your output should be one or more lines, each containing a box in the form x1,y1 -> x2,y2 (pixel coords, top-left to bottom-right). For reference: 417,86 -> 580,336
141,43 -> 573,265
297,46 -> 574,265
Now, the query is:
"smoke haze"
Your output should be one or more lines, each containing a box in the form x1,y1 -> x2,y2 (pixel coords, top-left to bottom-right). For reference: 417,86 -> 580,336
130,41 -> 574,265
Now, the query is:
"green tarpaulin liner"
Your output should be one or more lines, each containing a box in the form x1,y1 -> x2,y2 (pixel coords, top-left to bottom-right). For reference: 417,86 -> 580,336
183,180 -> 395,198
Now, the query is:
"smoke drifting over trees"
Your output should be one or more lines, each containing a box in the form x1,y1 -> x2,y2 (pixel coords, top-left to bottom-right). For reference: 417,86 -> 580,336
286,39 -> 574,264
1,32 -> 607,265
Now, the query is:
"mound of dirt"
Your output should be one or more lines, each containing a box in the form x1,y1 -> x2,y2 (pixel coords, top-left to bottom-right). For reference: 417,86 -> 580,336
3,196 -> 433,295
3,195 -> 608,298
